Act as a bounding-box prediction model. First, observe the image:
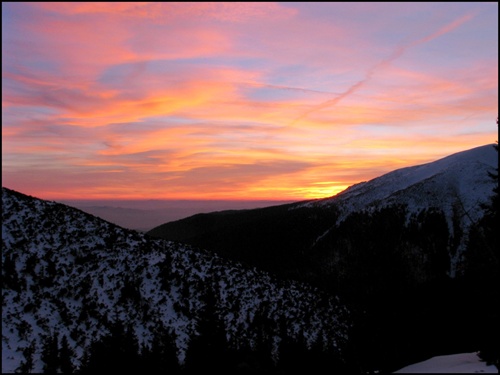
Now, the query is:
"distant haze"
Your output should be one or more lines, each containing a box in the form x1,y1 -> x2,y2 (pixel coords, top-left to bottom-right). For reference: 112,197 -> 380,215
60,199 -> 297,232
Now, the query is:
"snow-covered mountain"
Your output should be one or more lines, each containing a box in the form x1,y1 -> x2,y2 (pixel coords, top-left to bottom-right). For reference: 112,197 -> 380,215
149,144 -> 497,285
1,187 -> 350,373
301,144 -> 498,275
306,144 -> 496,222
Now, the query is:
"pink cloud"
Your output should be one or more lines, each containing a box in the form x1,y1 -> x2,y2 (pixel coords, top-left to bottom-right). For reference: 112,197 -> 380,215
36,2 -> 298,22
34,2 -> 151,15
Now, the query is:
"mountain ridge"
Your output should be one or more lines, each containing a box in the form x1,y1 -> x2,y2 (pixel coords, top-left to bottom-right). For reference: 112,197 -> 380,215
301,144 -> 497,276
1,187 -> 350,373
305,144 -> 496,217
148,143 -> 497,280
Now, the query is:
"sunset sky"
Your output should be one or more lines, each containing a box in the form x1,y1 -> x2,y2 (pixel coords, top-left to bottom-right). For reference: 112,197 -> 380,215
2,2 -> 498,201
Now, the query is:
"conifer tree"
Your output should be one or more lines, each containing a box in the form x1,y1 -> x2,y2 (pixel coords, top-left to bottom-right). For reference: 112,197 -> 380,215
278,334 -> 309,373
476,118 -> 499,367
142,326 -> 179,373
79,322 -> 140,374
59,335 -> 74,373
2,253 -> 19,291
41,333 -> 59,373
183,286 -> 229,372
17,341 -> 35,373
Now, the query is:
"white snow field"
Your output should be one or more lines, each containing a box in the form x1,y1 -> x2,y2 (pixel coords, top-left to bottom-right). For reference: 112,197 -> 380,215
394,352 -> 498,373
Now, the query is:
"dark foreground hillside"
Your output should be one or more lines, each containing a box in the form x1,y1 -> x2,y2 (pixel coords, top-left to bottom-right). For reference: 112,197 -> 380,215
148,203 -> 499,372
2,187 -> 352,374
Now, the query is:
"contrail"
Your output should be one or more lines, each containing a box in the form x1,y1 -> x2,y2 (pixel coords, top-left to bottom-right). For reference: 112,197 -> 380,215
290,11 -> 478,126
241,81 -> 340,95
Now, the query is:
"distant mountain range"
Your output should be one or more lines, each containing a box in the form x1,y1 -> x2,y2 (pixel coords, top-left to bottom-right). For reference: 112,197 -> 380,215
1,187 -> 350,373
58,199 -> 295,232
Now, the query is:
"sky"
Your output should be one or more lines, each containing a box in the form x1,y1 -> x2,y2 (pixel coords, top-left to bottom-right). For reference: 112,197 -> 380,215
2,2 -> 498,201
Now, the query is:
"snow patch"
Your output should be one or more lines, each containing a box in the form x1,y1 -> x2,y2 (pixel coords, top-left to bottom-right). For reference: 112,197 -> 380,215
394,352 -> 498,373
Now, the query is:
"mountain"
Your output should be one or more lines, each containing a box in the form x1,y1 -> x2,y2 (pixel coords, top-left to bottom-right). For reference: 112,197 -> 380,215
148,144 -> 497,286
58,199 -> 296,232
314,144 -> 496,218
300,144 -> 498,276
1,187 -> 351,373
147,143 -> 498,372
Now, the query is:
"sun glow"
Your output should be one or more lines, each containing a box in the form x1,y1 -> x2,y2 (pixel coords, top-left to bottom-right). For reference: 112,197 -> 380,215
299,183 -> 350,200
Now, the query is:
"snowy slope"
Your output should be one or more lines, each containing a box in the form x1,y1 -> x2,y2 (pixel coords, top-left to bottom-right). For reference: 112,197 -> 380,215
308,144 -> 496,222
394,352 -> 498,373
1,187 -> 350,373
300,144 -> 498,275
